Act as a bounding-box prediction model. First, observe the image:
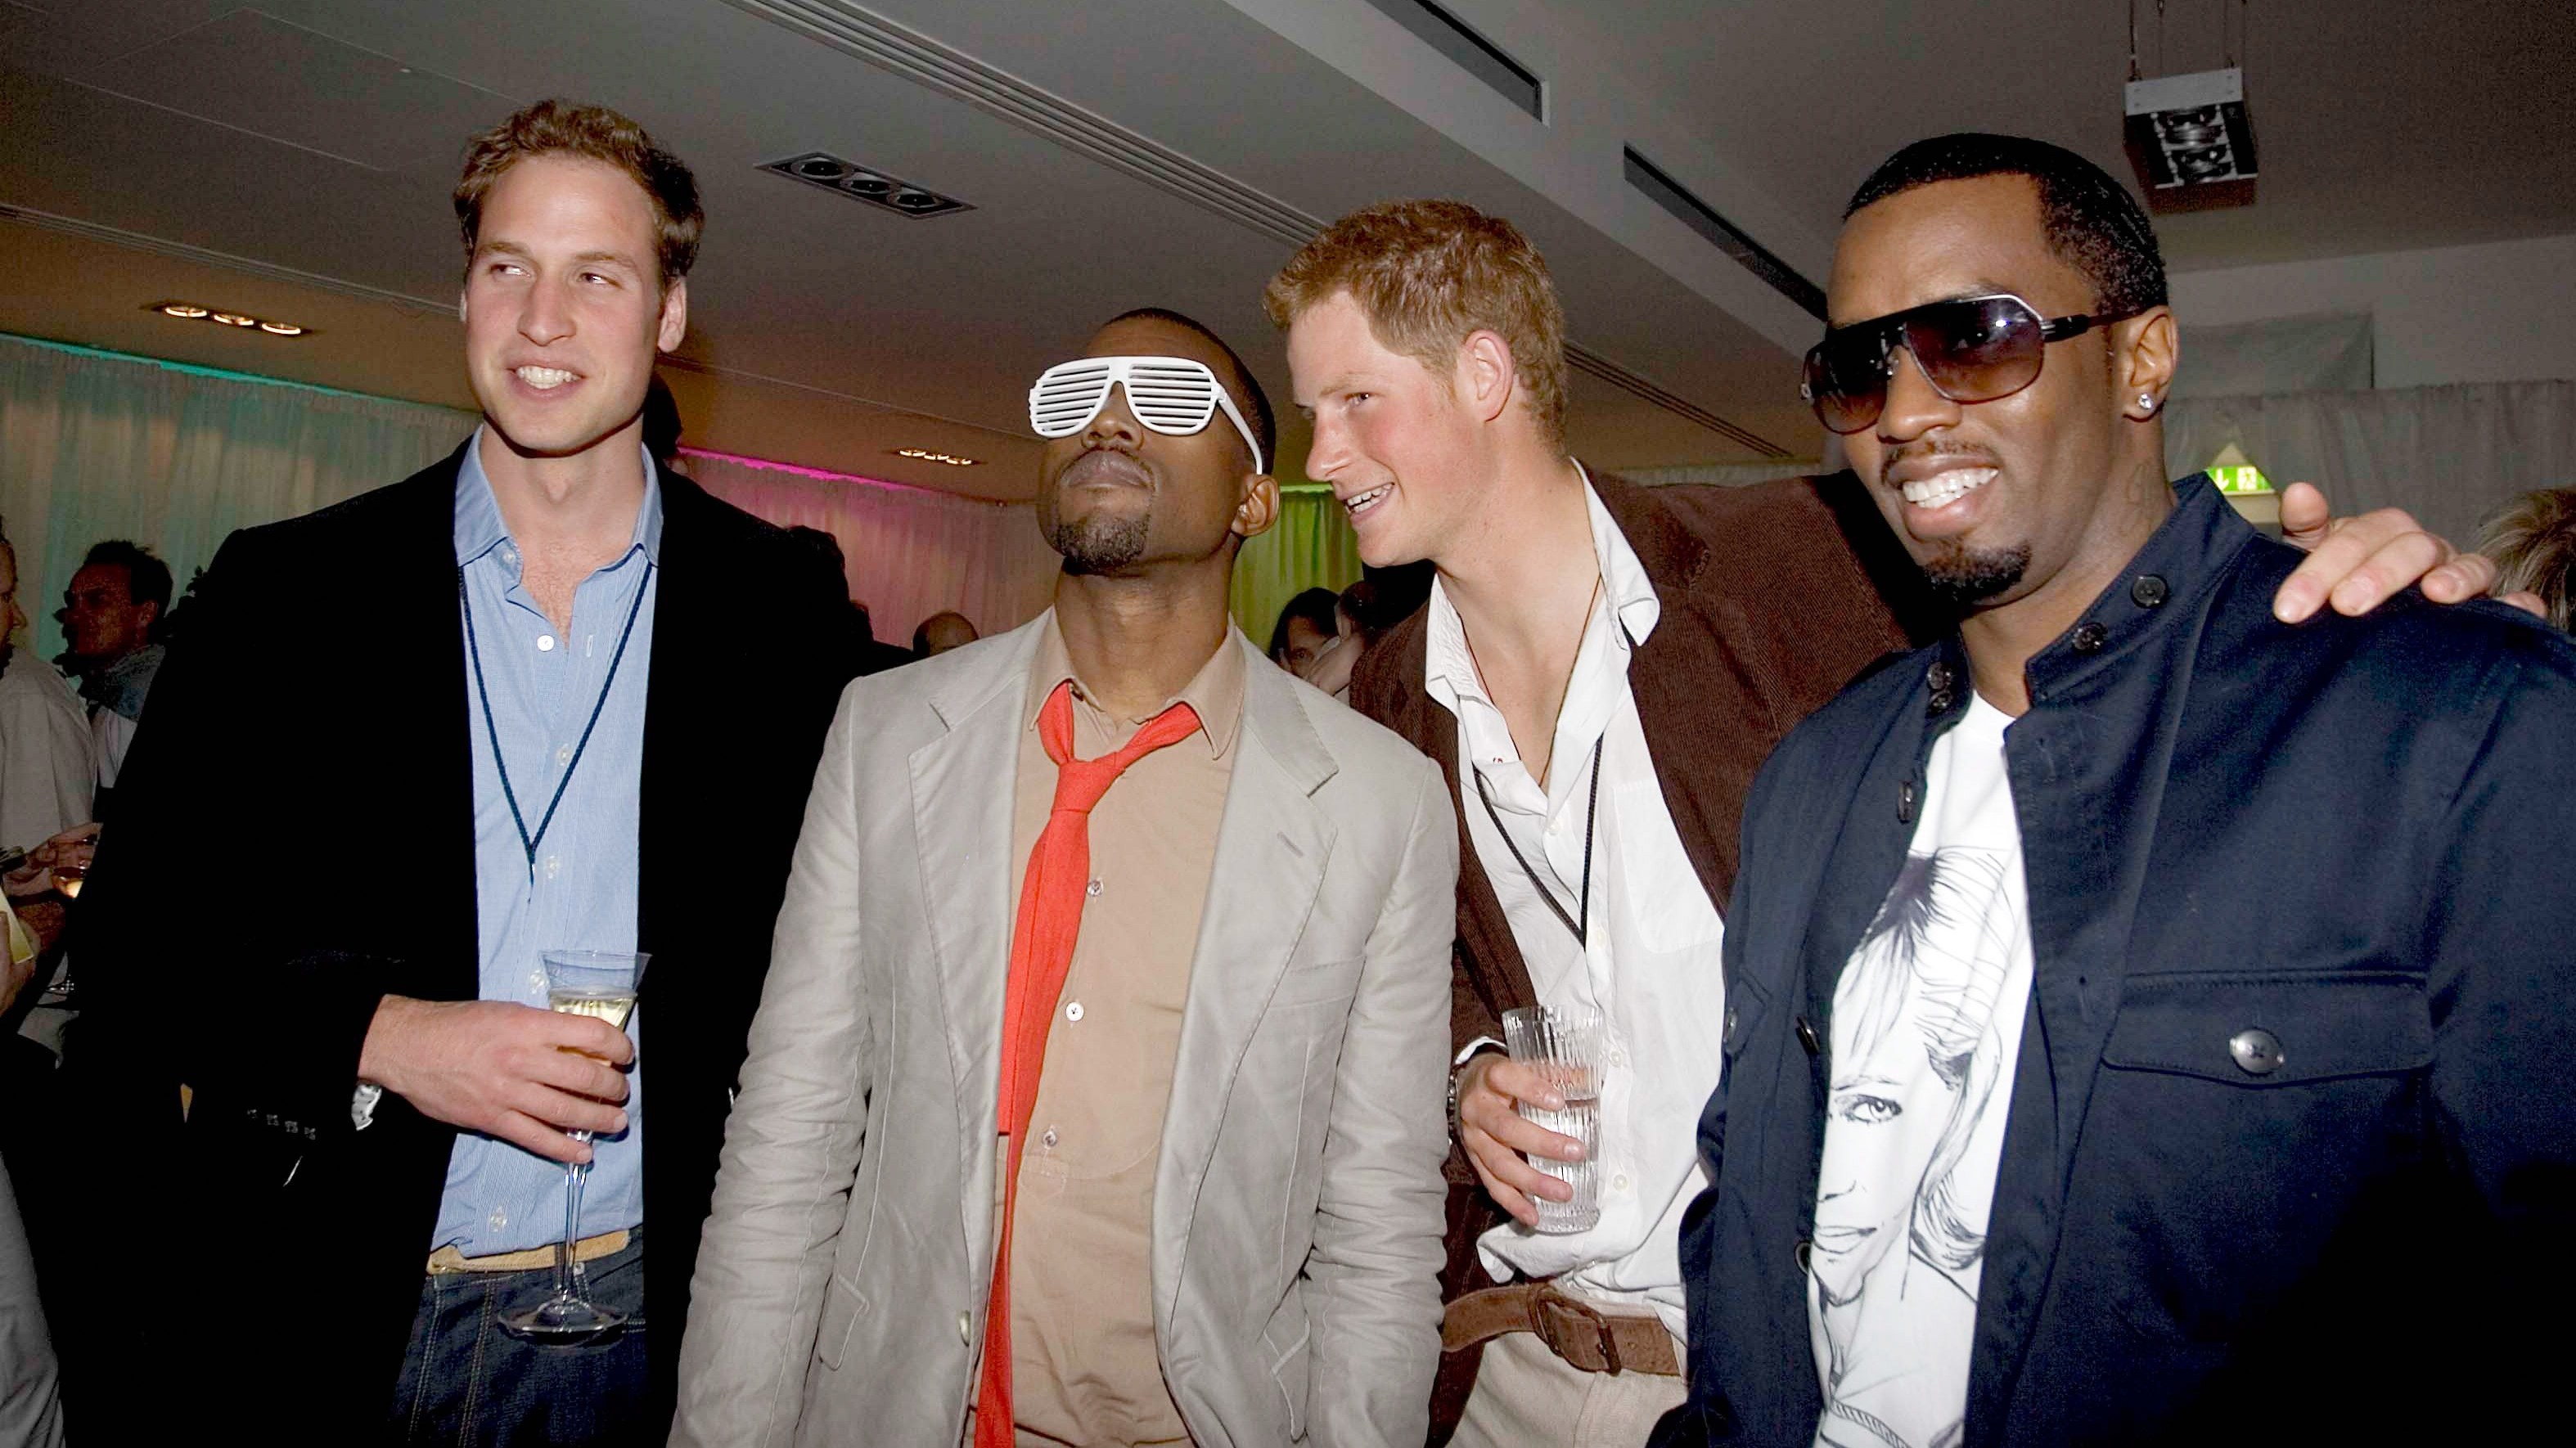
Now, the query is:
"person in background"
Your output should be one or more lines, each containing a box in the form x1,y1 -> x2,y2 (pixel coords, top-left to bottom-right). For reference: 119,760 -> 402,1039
1267,195 -> 2511,1446
0,528 -> 91,876
0,1155 -> 62,1448
68,99 -> 853,1442
1268,585 -> 1341,674
52,540 -> 166,812
676,307 -> 1455,1446
1660,131 -> 2576,1448
912,608 -> 980,657
643,372 -> 689,478
1297,584 -> 1377,702
2479,485 -> 2574,631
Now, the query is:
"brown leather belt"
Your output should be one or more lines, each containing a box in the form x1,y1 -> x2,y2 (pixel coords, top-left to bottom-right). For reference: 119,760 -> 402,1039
426,1227 -> 630,1275
1441,1282 -> 1680,1377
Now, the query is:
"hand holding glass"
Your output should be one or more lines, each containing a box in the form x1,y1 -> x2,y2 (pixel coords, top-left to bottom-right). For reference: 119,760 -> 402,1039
1502,1004 -> 1605,1234
502,949 -> 647,1344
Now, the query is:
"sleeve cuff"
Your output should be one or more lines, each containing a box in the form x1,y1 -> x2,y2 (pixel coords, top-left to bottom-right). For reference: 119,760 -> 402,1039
1453,1036 -> 1506,1068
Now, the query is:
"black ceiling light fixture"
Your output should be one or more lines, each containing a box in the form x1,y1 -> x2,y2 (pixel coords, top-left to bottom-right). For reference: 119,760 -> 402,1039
2123,0 -> 2259,212
762,151 -> 973,218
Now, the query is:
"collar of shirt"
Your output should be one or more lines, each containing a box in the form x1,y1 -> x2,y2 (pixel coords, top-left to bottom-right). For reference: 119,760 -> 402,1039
1425,462 -> 1660,816
452,425 -> 666,570
1025,609 -> 1248,760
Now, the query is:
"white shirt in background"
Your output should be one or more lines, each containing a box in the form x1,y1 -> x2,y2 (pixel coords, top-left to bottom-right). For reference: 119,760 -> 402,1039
0,648 -> 93,852
1425,470 -> 1728,1338
1807,693 -> 2033,1448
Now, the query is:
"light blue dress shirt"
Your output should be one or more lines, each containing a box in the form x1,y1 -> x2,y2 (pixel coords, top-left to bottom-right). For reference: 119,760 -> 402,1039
431,430 -> 660,1255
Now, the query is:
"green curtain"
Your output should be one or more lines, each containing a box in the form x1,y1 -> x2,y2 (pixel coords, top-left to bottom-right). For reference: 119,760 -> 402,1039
0,333 -> 476,660
1230,488 -> 1361,649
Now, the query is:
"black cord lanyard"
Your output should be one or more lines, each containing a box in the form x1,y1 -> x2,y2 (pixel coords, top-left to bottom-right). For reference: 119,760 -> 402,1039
458,560 -> 652,880
1475,734 -> 1603,947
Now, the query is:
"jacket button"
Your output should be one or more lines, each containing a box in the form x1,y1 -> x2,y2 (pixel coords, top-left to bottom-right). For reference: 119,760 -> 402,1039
1926,662 -> 1953,691
2228,1028 -> 2285,1075
1795,1017 -> 1822,1056
2131,574 -> 2169,609
1795,1238 -> 1813,1273
1723,1005 -> 1740,1045
1898,780 -> 1918,822
2071,622 -> 2109,654
958,1311 -> 974,1344
1928,688 -> 1955,714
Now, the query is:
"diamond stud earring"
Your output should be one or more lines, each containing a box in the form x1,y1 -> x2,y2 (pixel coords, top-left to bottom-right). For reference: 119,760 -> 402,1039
2137,392 -> 2159,415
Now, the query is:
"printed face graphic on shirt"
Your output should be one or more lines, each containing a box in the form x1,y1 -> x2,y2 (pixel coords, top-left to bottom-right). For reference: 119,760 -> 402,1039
1813,848 -> 2018,1339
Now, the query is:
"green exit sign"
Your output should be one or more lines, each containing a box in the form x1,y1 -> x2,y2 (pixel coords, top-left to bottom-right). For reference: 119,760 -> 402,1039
2209,465 -> 2275,496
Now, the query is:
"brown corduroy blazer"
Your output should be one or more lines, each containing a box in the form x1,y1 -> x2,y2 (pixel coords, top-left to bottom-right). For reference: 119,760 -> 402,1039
1349,469 -> 1943,1437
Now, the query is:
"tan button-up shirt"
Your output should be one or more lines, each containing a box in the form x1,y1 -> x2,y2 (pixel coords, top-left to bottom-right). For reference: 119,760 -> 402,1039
1002,617 -> 1244,1447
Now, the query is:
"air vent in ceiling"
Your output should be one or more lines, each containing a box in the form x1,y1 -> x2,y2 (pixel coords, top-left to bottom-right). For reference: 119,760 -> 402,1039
1357,0 -> 1543,119
762,151 -> 973,218
1624,147 -> 1824,320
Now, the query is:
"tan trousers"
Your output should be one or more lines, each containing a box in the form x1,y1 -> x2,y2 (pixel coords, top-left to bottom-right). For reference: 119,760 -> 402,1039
1450,1325 -> 1688,1448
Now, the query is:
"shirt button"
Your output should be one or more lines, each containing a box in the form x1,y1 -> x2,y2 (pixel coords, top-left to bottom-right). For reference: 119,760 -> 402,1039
537,634 -> 556,652
957,1311 -> 974,1345
1608,1048 -> 1628,1069
1611,1173 -> 1630,1193
1065,1001 -> 1084,1023
556,744 -> 573,765
544,856 -> 561,879
489,1207 -> 507,1230
1040,1127 -> 1058,1149
1085,879 -> 1102,897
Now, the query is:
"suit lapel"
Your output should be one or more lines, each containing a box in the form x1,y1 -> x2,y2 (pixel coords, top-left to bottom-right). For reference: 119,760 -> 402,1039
913,619 -> 1048,1212
1153,641 -> 1337,1317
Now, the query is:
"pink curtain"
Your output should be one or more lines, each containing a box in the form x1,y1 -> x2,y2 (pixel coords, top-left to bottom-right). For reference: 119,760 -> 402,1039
682,448 -> 1061,645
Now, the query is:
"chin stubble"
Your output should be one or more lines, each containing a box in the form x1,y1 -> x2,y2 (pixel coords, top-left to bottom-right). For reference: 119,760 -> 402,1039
1047,511 -> 1151,575
1919,542 -> 2033,607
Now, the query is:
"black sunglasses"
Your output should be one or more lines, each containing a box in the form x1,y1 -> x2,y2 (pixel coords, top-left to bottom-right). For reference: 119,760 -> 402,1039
1800,294 -> 2145,435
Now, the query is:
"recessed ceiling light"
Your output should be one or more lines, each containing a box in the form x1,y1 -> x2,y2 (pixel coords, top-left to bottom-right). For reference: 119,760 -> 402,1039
145,301 -> 314,337
763,151 -> 973,219
893,447 -> 980,467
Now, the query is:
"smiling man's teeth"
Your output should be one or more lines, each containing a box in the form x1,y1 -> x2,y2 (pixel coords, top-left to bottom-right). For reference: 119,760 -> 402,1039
515,366 -> 576,390
1344,483 -> 1393,515
1902,467 -> 1997,508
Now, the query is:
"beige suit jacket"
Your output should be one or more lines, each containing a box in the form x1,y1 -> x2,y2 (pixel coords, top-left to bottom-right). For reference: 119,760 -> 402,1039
674,617 -> 1458,1447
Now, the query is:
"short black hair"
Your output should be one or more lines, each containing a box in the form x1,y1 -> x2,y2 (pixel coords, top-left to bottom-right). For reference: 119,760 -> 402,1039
82,539 -> 174,616
1845,133 -> 2168,317
1268,587 -> 1340,662
1101,307 -> 1277,474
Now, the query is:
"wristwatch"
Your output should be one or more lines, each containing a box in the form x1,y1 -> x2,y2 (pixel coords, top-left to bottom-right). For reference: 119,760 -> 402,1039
1448,1043 -> 1504,1142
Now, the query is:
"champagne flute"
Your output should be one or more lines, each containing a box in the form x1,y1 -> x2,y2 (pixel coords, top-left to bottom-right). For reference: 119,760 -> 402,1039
502,948 -> 647,1344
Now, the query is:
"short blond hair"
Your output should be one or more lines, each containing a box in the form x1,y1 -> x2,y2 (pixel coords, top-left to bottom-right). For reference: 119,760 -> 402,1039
455,100 -> 702,287
1263,200 -> 1569,449
2479,486 -> 2576,632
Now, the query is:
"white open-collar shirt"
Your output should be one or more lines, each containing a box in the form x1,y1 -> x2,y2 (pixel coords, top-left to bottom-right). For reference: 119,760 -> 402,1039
1425,467 -> 1729,1337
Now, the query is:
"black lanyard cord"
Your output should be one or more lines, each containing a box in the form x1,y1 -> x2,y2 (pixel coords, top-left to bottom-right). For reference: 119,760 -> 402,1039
1474,734 -> 1603,948
458,560 -> 652,879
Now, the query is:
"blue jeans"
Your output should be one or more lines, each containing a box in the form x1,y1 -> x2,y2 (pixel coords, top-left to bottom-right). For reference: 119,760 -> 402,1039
386,1228 -> 648,1446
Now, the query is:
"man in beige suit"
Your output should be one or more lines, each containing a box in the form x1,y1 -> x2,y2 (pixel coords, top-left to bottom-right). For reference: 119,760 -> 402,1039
675,308 -> 1458,1447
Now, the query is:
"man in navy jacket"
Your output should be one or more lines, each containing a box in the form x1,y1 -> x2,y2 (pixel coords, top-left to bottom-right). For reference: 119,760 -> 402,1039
1659,133 -> 2576,1447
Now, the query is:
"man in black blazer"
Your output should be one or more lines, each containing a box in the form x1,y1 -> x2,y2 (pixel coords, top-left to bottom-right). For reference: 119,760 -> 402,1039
70,101 -> 853,1442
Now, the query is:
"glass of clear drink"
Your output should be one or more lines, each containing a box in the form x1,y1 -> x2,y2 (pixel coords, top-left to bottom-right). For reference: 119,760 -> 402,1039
1502,1003 -> 1606,1234
502,949 -> 647,1344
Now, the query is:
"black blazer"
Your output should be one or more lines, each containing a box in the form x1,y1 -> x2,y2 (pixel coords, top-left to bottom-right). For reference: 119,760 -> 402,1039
1657,479 -> 2576,1445
70,445 -> 857,1437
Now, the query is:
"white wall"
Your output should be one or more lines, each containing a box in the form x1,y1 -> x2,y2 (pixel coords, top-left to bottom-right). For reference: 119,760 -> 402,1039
2169,232 -> 2576,389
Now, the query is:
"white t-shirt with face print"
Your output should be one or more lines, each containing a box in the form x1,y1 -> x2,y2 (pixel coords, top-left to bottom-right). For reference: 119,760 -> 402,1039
1807,693 -> 2036,1448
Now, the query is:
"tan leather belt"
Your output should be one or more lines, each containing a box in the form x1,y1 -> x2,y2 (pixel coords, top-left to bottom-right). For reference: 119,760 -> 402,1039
1441,1282 -> 1680,1377
427,1227 -> 630,1275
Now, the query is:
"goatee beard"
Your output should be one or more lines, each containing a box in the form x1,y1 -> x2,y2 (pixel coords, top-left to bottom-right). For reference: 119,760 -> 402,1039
1920,542 -> 2032,607
1048,512 -> 1151,575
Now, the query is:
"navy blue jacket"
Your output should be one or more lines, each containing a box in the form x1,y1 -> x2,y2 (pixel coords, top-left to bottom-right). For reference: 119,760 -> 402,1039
1658,477 -> 2576,1446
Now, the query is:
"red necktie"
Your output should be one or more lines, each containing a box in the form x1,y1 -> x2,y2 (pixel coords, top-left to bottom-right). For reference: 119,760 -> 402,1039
974,680 -> 1202,1448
